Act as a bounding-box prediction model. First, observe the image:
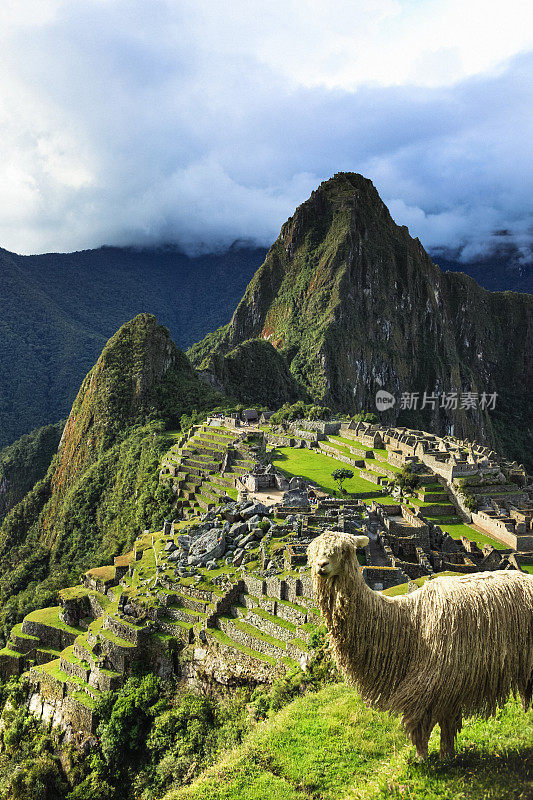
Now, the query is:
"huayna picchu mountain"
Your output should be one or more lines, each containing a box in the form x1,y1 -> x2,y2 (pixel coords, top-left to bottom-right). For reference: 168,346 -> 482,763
0,314 -> 225,636
189,172 -> 533,467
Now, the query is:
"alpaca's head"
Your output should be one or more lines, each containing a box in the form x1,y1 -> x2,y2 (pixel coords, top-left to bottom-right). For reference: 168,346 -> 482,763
307,531 -> 369,581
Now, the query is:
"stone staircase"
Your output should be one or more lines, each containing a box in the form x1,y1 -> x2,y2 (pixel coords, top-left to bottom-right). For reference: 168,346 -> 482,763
159,425 -> 263,516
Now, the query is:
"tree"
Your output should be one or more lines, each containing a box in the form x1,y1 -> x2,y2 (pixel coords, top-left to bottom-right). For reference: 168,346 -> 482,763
331,468 -> 354,494
352,411 -> 378,424
395,465 -> 419,492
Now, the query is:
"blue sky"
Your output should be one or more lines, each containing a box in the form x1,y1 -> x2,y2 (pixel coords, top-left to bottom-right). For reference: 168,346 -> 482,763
0,0 -> 532,259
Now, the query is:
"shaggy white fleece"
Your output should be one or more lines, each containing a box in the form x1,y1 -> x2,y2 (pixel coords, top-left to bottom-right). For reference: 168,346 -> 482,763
308,531 -> 533,759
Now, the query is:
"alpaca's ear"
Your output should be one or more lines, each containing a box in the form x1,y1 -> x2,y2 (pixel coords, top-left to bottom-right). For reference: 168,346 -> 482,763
353,535 -> 369,549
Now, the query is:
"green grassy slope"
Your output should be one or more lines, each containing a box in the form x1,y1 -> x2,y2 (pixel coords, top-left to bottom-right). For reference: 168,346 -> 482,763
163,683 -> 533,800
271,447 -> 394,500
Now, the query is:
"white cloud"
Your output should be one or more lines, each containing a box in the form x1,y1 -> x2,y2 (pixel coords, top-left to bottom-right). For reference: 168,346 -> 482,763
0,0 -> 531,258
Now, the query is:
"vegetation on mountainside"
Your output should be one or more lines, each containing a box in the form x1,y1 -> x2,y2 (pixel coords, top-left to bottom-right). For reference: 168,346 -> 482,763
0,421 -> 64,522
0,315 -> 227,639
0,634 -> 336,800
352,411 -> 378,424
269,401 -> 332,424
164,686 -> 533,800
393,465 -> 420,492
205,340 -> 304,408
188,173 -> 533,470
0,244 -> 264,449
0,667 -> 530,800
0,422 -> 176,639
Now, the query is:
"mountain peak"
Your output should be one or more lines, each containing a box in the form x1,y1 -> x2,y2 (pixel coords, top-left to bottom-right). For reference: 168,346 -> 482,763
53,314 -> 191,495
189,172 -> 533,462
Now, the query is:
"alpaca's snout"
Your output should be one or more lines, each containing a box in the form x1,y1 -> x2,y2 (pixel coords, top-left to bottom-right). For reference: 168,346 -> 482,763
317,558 -> 331,575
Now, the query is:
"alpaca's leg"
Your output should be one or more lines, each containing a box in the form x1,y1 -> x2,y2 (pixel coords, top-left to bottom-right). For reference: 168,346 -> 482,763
407,713 -> 433,761
521,669 -> 533,711
412,727 -> 429,761
439,712 -> 462,760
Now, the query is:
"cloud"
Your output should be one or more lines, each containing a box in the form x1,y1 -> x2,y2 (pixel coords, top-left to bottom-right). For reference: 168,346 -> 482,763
0,0 -> 531,259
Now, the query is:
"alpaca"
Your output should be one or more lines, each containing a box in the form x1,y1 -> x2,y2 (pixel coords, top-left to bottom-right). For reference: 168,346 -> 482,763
307,531 -> 533,759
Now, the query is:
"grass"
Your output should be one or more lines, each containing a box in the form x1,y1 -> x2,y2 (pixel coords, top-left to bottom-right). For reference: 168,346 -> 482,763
382,572 -> 463,597
0,647 -> 23,658
85,565 -> 116,581
58,585 -> 91,601
97,626 -> 137,648
24,606 -> 84,635
221,617 -> 287,651
435,522 -> 508,551
37,658 -> 87,688
327,435 -> 369,450
408,497 -> 454,511
159,617 -> 194,631
275,598 -> 309,614
288,637 -> 308,652
271,448 -> 396,502
36,647 -> 62,660
9,623 -> 39,641
320,439 -> 363,461
60,645 -> 89,669
207,627 -> 277,666
162,683 -> 533,800
249,607 -> 297,632
72,690 -> 97,710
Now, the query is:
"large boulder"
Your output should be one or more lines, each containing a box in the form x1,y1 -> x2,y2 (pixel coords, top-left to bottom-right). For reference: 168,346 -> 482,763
282,489 -> 310,507
188,529 -> 226,566
229,521 -> 249,539
241,502 -> 270,519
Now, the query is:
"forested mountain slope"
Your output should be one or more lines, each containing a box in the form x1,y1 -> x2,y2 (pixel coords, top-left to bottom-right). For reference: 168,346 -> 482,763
0,243 -> 264,448
0,314 -> 224,637
0,422 -> 64,523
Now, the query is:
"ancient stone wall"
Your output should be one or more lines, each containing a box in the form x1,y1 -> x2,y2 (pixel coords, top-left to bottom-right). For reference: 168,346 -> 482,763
103,615 -> 143,645
317,443 -> 364,467
21,621 -> 78,651
472,510 -> 533,550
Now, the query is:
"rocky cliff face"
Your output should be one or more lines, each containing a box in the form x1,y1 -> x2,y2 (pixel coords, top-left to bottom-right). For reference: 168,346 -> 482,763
189,173 -> 533,464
